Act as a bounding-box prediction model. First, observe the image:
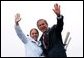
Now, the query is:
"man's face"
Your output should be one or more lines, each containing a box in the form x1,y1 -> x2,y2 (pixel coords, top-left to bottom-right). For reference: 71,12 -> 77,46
37,20 -> 48,33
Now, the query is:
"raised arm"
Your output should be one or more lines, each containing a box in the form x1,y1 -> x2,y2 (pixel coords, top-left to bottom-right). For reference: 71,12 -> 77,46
15,13 -> 27,44
52,3 -> 64,32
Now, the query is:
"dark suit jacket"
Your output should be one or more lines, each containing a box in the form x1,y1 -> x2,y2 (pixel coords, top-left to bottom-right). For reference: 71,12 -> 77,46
40,15 -> 66,57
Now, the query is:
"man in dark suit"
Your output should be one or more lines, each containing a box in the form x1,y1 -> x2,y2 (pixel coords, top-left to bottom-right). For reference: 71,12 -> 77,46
37,3 -> 67,57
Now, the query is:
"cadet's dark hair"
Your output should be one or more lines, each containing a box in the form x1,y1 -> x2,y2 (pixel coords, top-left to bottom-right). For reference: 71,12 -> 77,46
30,28 -> 39,36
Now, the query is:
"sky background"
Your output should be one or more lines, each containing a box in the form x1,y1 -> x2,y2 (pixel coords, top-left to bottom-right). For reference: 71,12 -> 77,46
1,1 -> 83,57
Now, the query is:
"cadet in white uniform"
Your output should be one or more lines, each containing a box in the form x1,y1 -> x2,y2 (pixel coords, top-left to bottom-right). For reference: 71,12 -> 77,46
14,13 -> 43,57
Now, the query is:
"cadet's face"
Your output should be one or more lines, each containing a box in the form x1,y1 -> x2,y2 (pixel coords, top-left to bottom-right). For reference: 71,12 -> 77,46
30,29 -> 38,41
37,20 -> 48,33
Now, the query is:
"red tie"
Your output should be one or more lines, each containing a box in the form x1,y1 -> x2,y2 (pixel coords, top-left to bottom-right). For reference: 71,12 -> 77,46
42,33 -> 49,49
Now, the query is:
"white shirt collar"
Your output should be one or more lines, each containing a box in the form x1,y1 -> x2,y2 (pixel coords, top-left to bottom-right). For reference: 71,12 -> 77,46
28,36 -> 41,46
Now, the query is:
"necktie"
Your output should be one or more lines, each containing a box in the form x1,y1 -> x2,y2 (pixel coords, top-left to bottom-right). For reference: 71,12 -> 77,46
42,33 -> 49,49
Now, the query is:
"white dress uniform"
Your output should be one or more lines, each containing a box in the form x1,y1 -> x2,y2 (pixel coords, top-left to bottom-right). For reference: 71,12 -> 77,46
15,25 -> 43,57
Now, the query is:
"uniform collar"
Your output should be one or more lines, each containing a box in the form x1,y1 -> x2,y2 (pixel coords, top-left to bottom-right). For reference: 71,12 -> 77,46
29,37 -> 41,46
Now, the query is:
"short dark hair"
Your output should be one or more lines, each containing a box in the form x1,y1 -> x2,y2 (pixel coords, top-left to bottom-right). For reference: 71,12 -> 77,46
37,19 -> 48,27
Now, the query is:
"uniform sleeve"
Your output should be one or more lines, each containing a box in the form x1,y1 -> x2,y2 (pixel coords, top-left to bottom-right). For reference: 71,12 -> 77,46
15,25 -> 28,44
